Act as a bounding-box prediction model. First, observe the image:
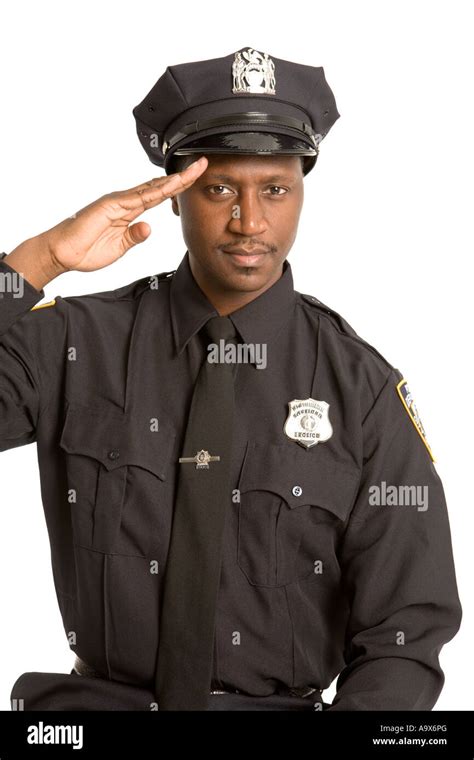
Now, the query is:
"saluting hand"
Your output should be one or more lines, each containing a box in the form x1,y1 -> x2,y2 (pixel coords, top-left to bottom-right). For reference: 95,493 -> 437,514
44,157 -> 208,273
4,157 -> 208,291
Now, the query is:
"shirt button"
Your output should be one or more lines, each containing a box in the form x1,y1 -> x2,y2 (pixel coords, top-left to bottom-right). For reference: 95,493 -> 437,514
108,449 -> 120,461
292,485 -> 302,497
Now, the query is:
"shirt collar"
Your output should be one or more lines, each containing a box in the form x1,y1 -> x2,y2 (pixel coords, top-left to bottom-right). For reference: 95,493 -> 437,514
170,250 -> 296,356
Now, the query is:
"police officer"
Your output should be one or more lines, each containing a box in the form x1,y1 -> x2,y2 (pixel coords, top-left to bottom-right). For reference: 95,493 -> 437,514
0,47 -> 461,711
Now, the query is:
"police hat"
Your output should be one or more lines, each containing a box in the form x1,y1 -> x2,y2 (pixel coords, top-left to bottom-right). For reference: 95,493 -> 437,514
133,46 -> 340,177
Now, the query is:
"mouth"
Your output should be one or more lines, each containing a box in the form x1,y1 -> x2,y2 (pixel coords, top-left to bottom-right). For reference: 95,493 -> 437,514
222,247 -> 269,266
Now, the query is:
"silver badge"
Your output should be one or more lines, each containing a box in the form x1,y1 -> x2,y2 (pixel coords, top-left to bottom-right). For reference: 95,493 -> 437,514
232,48 -> 275,94
284,398 -> 333,449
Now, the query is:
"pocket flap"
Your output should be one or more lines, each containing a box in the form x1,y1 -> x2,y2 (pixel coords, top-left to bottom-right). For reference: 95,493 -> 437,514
239,442 -> 361,521
59,403 -> 176,480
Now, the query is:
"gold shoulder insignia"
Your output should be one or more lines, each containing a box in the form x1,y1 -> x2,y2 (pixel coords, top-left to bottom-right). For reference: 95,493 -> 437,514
396,378 -> 435,462
31,299 -> 56,311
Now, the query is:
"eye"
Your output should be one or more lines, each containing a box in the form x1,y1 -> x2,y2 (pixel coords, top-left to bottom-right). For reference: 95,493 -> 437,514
264,186 -> 288,195
207,185 -> 234,195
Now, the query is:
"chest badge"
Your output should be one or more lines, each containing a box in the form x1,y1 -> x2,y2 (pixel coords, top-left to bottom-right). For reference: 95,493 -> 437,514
284,398 -> 333,449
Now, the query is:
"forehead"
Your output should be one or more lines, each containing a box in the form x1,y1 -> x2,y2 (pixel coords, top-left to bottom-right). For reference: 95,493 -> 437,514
193,153 -> 303,177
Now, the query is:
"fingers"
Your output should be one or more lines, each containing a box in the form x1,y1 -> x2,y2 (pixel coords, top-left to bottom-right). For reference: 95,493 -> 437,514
117,157 -> 208,216
127,156 -> 208,195
122,221 -> 151,252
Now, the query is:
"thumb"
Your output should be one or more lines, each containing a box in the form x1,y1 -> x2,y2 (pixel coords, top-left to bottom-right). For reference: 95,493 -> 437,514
123,221 -> 151,250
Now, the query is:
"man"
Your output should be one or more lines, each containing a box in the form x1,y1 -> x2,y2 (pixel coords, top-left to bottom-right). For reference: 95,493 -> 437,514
0,47 -> 461,711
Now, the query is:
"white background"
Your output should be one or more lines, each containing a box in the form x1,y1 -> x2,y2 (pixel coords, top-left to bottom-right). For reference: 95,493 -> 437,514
0,0 -> 472,710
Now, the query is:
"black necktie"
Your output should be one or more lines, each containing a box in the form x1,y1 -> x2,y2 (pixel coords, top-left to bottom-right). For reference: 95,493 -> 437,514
154,315 -> 237,710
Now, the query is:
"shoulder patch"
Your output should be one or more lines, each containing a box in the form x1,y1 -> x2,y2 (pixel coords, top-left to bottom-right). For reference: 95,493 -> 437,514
31,299 -> 56,311
396,378 -> 435,462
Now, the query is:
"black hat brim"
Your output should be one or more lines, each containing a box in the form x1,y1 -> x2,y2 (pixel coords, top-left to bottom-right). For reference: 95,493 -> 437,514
172,130 -> 317,156
167,131 -> 318,175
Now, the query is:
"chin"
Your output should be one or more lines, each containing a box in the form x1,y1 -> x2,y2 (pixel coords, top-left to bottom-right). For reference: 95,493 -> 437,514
226,271 -> 270,291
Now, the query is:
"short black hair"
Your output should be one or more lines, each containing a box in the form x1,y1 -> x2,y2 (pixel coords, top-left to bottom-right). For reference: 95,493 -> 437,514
170,153 -> 308,176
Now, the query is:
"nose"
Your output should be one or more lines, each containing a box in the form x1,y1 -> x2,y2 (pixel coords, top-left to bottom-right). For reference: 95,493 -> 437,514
227,189 -> 268,237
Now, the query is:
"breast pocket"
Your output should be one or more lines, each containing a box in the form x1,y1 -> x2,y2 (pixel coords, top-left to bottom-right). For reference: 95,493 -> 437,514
237,442 -> 361,587
58,402 -> 176,556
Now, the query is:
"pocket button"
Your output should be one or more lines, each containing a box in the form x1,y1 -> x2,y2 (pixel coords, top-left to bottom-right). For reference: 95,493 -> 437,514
237,443 -> 361,587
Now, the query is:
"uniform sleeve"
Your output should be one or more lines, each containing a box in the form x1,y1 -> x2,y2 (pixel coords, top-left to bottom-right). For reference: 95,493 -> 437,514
326,367 -> 462,710
0,256 -> 49,451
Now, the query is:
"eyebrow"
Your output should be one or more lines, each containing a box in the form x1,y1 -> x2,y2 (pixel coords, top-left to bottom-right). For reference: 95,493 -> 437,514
203,173 -> 296,183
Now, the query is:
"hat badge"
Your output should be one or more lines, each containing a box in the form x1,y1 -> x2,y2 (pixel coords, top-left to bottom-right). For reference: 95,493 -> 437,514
232,48 -> 275,95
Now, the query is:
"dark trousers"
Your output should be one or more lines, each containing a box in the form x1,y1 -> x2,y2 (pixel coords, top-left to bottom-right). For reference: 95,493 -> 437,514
10,670 -> 328,711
